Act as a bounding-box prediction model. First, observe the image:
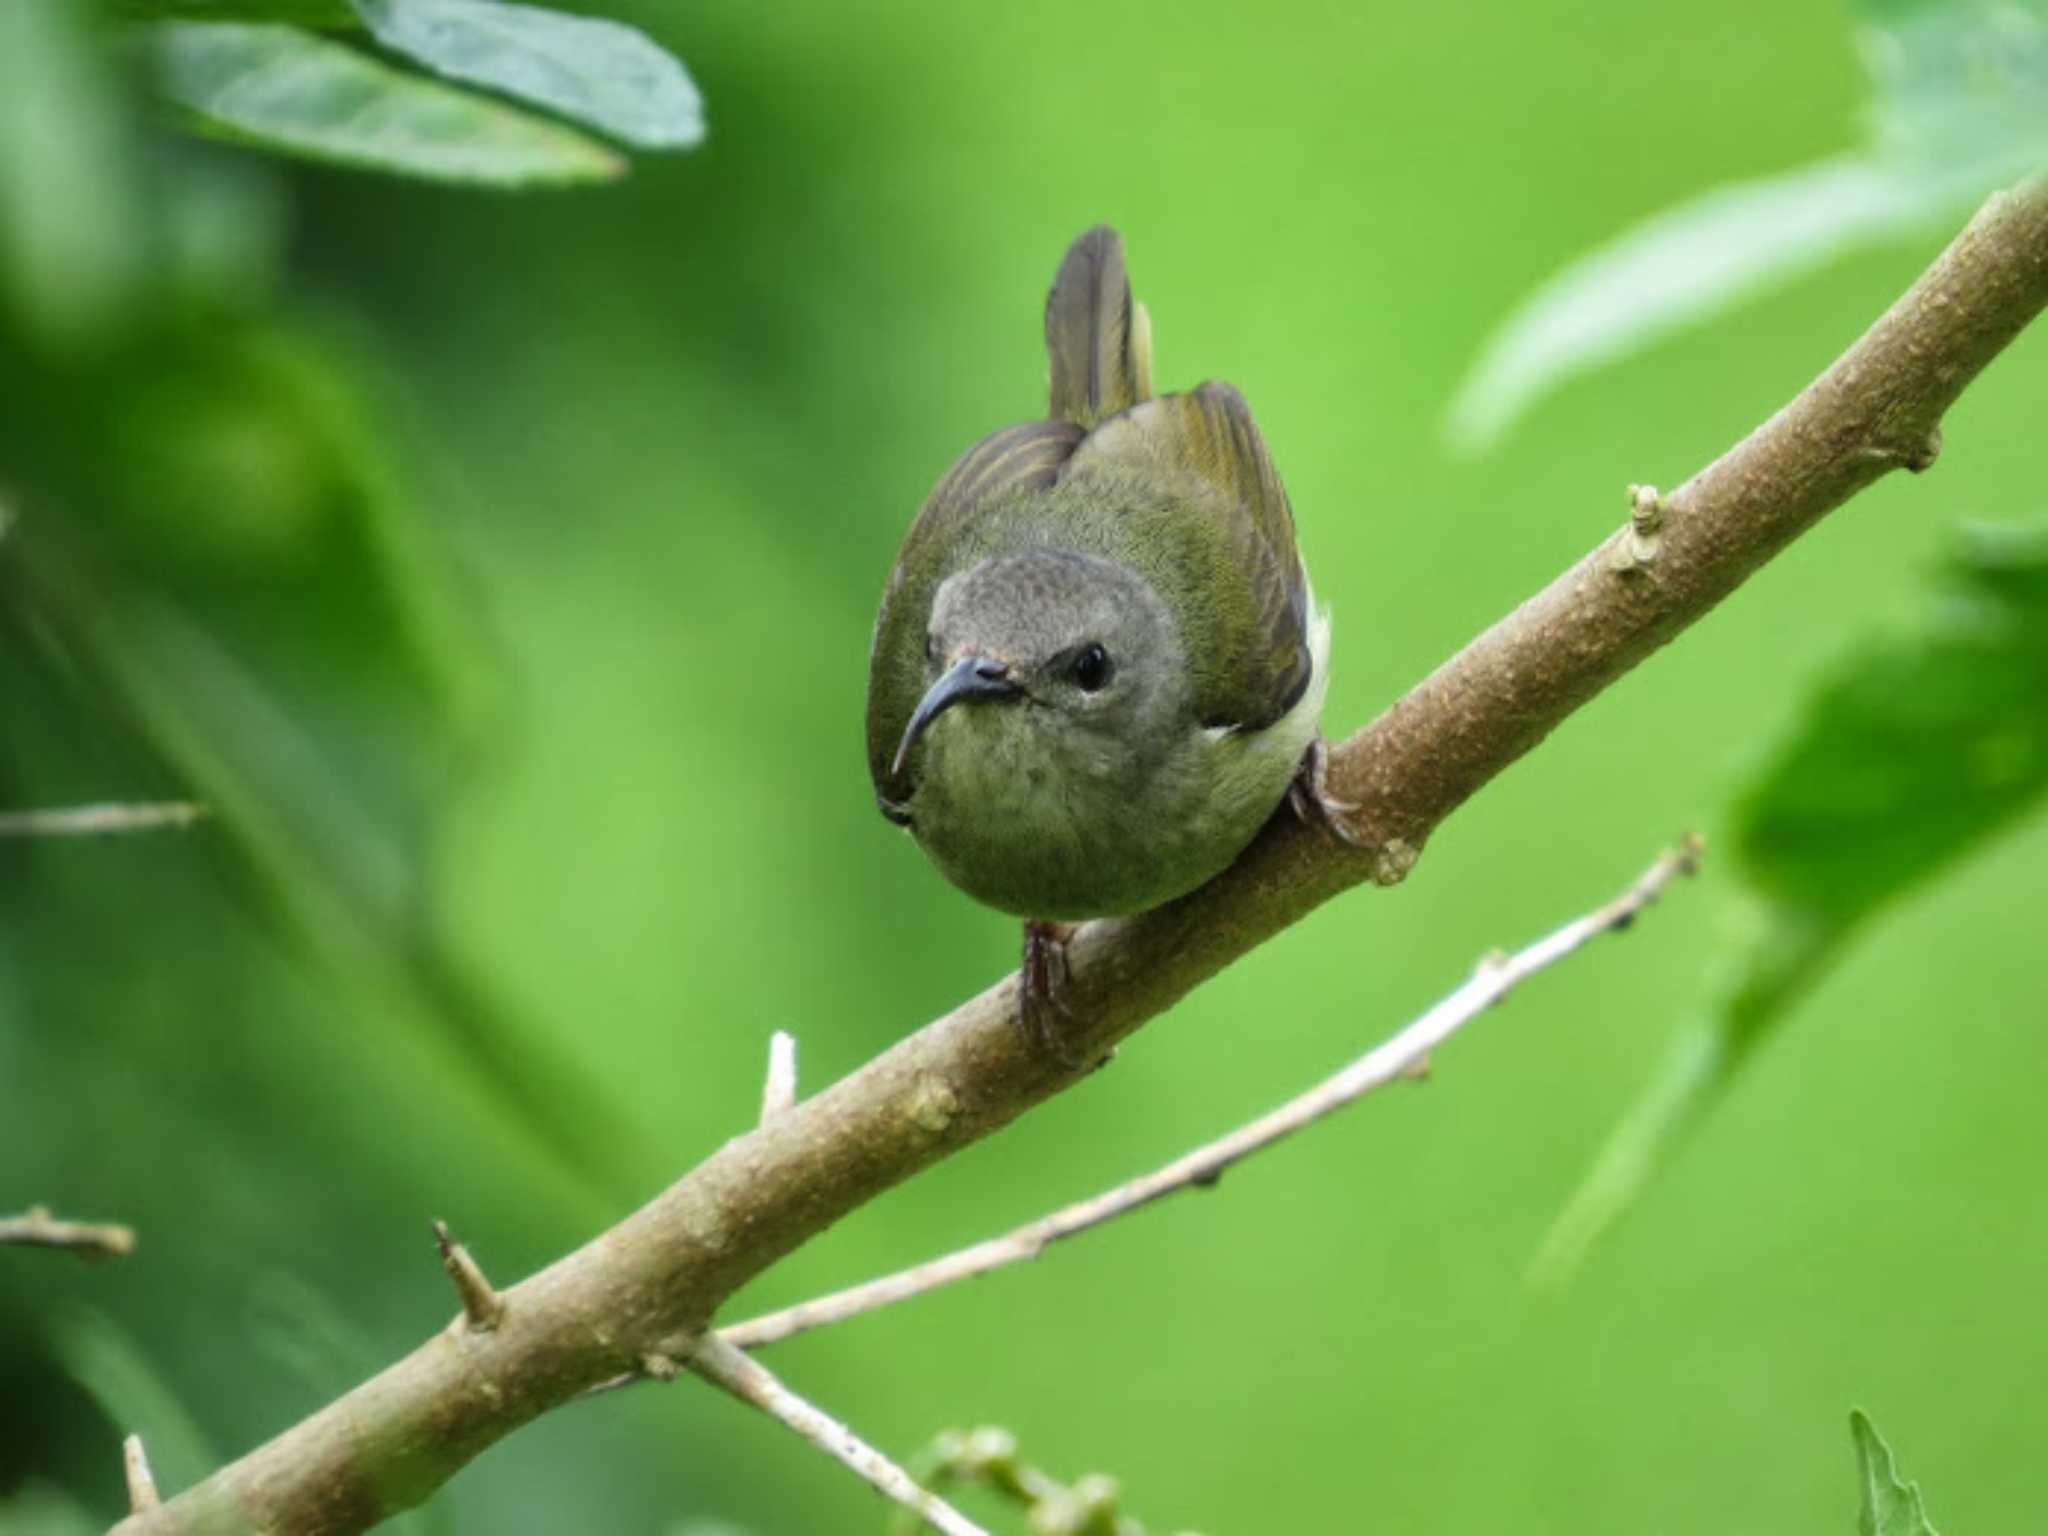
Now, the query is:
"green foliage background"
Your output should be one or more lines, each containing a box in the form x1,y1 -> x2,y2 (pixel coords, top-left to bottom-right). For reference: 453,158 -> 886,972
2,0 -> 2043,1532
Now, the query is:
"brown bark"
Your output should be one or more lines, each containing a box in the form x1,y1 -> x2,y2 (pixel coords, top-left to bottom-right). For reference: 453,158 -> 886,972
112,177 -> 2048,1536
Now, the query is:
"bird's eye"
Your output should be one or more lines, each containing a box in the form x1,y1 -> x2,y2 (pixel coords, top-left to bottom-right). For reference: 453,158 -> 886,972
1070,643 -> 1112,693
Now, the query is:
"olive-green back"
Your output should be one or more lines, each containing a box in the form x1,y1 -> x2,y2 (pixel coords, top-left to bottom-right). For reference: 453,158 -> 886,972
866,227 -> 1312,803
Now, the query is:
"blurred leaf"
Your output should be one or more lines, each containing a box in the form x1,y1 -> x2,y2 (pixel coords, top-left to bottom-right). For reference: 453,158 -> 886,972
1852,1410 -> 1941,1536
1535,520 -> 2048,1281
143,21 -> 627,186
0,1484 -> 104,1536
50,1308 -> 218,1500
353,0 -> 705,149
1530,902 -> 1838,1283
890,1425 -> 1201,1536
1866,0 -> 2048,171
1447,0 -> 2048,449
246,1270 -> 404,1415
151,141 -> 291,308
1733,518 -> 2048,916
0,0 -> 146,344
246,1272 -> 448,1536
113,0 -> 360,21
1442,158 -> 1969,451
0,300 -> 646,1195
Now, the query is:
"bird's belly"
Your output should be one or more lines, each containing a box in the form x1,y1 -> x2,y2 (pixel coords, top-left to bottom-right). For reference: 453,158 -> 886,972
908,715 -> 1311,921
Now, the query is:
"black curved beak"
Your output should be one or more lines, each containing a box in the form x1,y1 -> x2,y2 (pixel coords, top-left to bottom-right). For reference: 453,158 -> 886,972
891,655 -> 1020,778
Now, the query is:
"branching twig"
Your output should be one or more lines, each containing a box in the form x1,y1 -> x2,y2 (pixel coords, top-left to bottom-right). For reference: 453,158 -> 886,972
0,802 -> 205,837
760,1031 -> 798,1125
108,178 -> 2048,1536
0,1207 -> 136,1259
431,1221 -> 506,1332
686,1335 -> 990,1536
124,1436 -> 161,1514
725,837 -> 1699,1351
890,1426 -> 1196,1536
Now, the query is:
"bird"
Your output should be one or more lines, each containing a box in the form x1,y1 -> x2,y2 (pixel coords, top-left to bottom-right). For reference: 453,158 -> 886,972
866,225 -> 1343,1056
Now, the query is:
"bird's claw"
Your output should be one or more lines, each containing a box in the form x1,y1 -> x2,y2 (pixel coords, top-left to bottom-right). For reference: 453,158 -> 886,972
1288,737 -> 1369,848
1019,919 -> 1084,1067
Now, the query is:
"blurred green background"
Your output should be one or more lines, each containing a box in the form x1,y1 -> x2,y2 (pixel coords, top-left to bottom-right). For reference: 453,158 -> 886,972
3,1 -> 2044,1533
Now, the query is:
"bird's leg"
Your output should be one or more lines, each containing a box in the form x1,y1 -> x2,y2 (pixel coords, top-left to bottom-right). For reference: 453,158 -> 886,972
1019,918 -> 1082,1066
1288,736 -> 1368,847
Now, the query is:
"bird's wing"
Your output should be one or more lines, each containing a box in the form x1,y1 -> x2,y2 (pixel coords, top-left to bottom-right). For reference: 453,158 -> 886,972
866,419 -> 1085,804
1061,380 -> 1312,731
1045,225 -> 1154,429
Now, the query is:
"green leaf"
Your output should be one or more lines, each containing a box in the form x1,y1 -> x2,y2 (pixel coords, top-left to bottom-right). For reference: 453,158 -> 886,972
50,1308 -> 219,1499
1443,157 -> 1968,452
1446,0 -> 2048,450
0,0 -> 147,343
0,1485 -> 104,1536
246,1273 -> 450,1536
1865,0 -> 2048,174
1530,903 -> 1841,1285
1535,520 -> 2048,1281
352,0 -> 704,149
111,0 -> 360,23
142,21 -> 627,186
1733,519 -> 2048,921
0,309 -> 649,1196
1851,1410 -> 1941,1536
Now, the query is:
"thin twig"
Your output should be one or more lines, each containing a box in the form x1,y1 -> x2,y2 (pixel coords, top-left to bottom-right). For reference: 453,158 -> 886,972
888,1427 -> 1172,1536
686,1335 -> 990,1536
0,802 -> 205,837
107,182 -> 2048,1536
123,1436 -> 161,1514
0,1207 -> 136,1259
725,837 -> 1701,1350
760,1031 -> 798,1125
432,1221 -> 506,1332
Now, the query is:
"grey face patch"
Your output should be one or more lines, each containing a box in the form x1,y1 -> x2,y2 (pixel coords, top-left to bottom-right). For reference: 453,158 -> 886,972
927,550 -> 1183,722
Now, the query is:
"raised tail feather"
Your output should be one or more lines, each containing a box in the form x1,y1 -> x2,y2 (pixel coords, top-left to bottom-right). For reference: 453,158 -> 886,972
1045,225 -> 1154,428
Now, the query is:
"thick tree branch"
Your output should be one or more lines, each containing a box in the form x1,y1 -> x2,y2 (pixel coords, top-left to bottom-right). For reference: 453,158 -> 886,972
725,838 -> 1699,1351
109,178 -> 2048,1536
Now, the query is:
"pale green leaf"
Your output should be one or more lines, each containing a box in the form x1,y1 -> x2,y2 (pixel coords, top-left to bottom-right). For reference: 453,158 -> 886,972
143,21 -> 626,186
1530,903 -> 1840,1285
1447,0 -> 2048,450
112,0 -> 360,23
0,0 -> 146,342
51,1307 -> 219,1500
1444,158 -> 1966,452
1865,0 -> 2048,172
0,1485 -> 104,1536
353,0 -> 704,149
245,1272 -> 448,1536
1852,1410 -> 1941,1536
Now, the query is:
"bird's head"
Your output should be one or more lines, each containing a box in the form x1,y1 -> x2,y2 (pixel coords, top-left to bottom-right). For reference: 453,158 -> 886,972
889,549 -> 1187,781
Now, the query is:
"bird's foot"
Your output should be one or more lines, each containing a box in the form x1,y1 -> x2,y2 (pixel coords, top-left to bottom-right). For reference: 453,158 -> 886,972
1019,919 -> 1083,1067
1288,736 -> 1368,847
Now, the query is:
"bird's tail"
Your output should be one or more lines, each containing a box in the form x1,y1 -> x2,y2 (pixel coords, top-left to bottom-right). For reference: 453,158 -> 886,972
1044,225 -> 1153,429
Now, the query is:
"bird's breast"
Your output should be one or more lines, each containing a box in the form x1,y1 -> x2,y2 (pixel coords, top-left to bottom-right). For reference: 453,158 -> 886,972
904,700 -> 1310,922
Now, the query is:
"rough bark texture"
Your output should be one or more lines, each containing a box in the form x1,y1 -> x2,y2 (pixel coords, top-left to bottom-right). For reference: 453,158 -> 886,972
111,179 -> 2048,1536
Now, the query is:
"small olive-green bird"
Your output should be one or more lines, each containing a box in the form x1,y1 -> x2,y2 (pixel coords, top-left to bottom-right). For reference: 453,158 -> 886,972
867,226 -> 1338,1043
